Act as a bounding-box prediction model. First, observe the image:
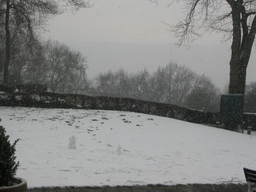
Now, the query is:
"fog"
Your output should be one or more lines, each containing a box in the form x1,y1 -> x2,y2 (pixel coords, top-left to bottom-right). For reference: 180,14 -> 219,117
59,40 -> 256,91
42,0 -> 256,91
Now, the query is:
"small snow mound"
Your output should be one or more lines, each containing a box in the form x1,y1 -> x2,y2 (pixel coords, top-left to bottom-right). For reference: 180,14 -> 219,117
68,135 -> 77,149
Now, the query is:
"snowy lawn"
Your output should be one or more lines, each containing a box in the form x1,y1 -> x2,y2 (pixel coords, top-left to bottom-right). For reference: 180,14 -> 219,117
0,106 -> 255,188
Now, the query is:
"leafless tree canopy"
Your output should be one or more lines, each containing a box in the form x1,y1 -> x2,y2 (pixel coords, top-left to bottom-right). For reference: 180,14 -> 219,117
0,0 -> 90,84
89,63 -> 221,112
151,0 -> 256,94
167,0 -> 256,44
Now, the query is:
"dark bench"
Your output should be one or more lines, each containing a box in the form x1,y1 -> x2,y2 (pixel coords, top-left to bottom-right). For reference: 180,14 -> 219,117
244,167 -> 256,192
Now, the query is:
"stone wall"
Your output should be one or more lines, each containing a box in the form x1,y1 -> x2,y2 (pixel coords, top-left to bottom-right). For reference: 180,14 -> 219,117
0,91 -> 220,125
1,91 -> 256,129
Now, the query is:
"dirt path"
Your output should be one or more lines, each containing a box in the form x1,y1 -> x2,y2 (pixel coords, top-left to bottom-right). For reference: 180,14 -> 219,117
27,183 -> 247,192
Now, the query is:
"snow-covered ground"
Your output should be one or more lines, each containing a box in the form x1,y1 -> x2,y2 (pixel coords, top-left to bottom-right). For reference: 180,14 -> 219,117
0,106 -> 255,188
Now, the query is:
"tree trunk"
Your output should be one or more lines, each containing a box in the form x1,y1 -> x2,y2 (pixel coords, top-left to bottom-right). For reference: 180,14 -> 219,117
228,3 -> 256,95
229,60 -> 246,94
4,0 -> 10,85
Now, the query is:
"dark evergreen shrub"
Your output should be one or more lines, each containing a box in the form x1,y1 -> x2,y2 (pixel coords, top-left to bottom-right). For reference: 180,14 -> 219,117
0,126 -> 20,186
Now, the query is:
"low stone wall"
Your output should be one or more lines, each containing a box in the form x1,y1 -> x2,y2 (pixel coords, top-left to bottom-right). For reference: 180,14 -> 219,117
244,113 -> 256,130
0,91 -> 220,125
0,84 -> 47,93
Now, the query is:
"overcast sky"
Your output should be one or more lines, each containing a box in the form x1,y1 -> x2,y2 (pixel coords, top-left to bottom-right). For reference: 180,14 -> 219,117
42,0 -> 256,91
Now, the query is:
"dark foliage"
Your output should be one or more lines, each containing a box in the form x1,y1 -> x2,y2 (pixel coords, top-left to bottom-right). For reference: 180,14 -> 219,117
0,84 -> 16,92
244,82 -> 256,113
0,126 -> 20,187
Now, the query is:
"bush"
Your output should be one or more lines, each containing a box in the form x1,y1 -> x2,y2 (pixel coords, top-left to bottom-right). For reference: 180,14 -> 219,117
16,84 -> 47,93
0,84 -> 16,93
0,126 -> 20,186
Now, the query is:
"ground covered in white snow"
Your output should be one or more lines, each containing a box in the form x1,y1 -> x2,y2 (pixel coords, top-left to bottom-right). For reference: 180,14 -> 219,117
0,107 -> 255,188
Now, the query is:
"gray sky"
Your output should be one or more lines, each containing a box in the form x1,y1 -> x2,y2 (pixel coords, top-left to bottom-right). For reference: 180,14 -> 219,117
43,0 -> 186,43
42,0 -> 256,91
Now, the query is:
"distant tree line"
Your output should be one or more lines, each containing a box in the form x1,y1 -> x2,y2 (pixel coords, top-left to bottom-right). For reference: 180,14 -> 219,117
87,67 -> 256,113
86,63 -> 221,113
0,39 -> 88,94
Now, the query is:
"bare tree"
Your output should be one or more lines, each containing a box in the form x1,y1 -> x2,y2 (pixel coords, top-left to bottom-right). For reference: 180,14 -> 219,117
185,75 -> 221,112
113,69 -> 132,98
92,69 -> 133,98
91,69 -> 152,100
93,71 -> 116,97
91,63 -> 220,107
152,63 -> 197,106
130,69 -> 153,101
152,0 -> 256,95
0,40 -> 4,76
2,0 -> 59,85
22,42 -> 47,84
1,0 -> 90,85
43,40 -> 87,93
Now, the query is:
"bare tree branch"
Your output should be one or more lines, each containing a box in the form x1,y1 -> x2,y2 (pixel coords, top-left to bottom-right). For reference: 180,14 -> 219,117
157,0 -> 256,94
